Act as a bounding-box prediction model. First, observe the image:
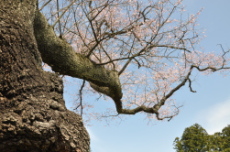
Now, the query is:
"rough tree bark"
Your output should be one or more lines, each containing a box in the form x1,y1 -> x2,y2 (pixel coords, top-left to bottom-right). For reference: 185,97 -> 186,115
0,1 -> 89,152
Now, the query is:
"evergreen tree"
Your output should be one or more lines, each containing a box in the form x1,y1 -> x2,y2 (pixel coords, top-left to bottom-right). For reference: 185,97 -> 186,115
174,124 -> 230,152
174,123 -> 209,152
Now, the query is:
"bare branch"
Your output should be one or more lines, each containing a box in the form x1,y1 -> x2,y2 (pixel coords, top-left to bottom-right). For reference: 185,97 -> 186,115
154,44 -> 191,53
52,0 -> 79,27
74,80 -> 86,116
39,0 -> 52,11
56,0 -> 62,36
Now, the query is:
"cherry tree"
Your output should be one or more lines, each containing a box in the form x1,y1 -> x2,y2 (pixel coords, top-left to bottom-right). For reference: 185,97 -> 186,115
37,0 -> 230,121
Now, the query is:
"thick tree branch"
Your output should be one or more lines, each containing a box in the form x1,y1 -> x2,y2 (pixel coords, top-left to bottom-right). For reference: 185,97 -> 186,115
34,11 -> 122,100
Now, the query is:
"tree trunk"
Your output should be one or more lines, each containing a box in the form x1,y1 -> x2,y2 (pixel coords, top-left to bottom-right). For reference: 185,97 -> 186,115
0,1 -> 89,152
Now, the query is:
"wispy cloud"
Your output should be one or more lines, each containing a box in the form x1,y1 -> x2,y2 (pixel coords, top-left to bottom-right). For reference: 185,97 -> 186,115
196,98 -> 230,134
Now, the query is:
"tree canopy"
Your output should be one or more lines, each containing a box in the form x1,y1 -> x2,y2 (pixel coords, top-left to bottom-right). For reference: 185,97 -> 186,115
36,0 -> 230,121
174,124 -> 230,152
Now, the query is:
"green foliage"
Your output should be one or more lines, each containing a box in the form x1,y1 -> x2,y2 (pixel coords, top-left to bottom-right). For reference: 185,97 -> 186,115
222,125 -> 230,150
174,123 -> 208,152
174,124 -> 230,152
208,132 -> 224,151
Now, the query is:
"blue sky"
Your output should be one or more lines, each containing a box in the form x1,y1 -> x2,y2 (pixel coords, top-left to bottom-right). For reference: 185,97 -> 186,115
63,0 -> 230,151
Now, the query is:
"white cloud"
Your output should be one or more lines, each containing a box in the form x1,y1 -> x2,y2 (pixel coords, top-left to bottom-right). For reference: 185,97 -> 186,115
196,98 -> 230,134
